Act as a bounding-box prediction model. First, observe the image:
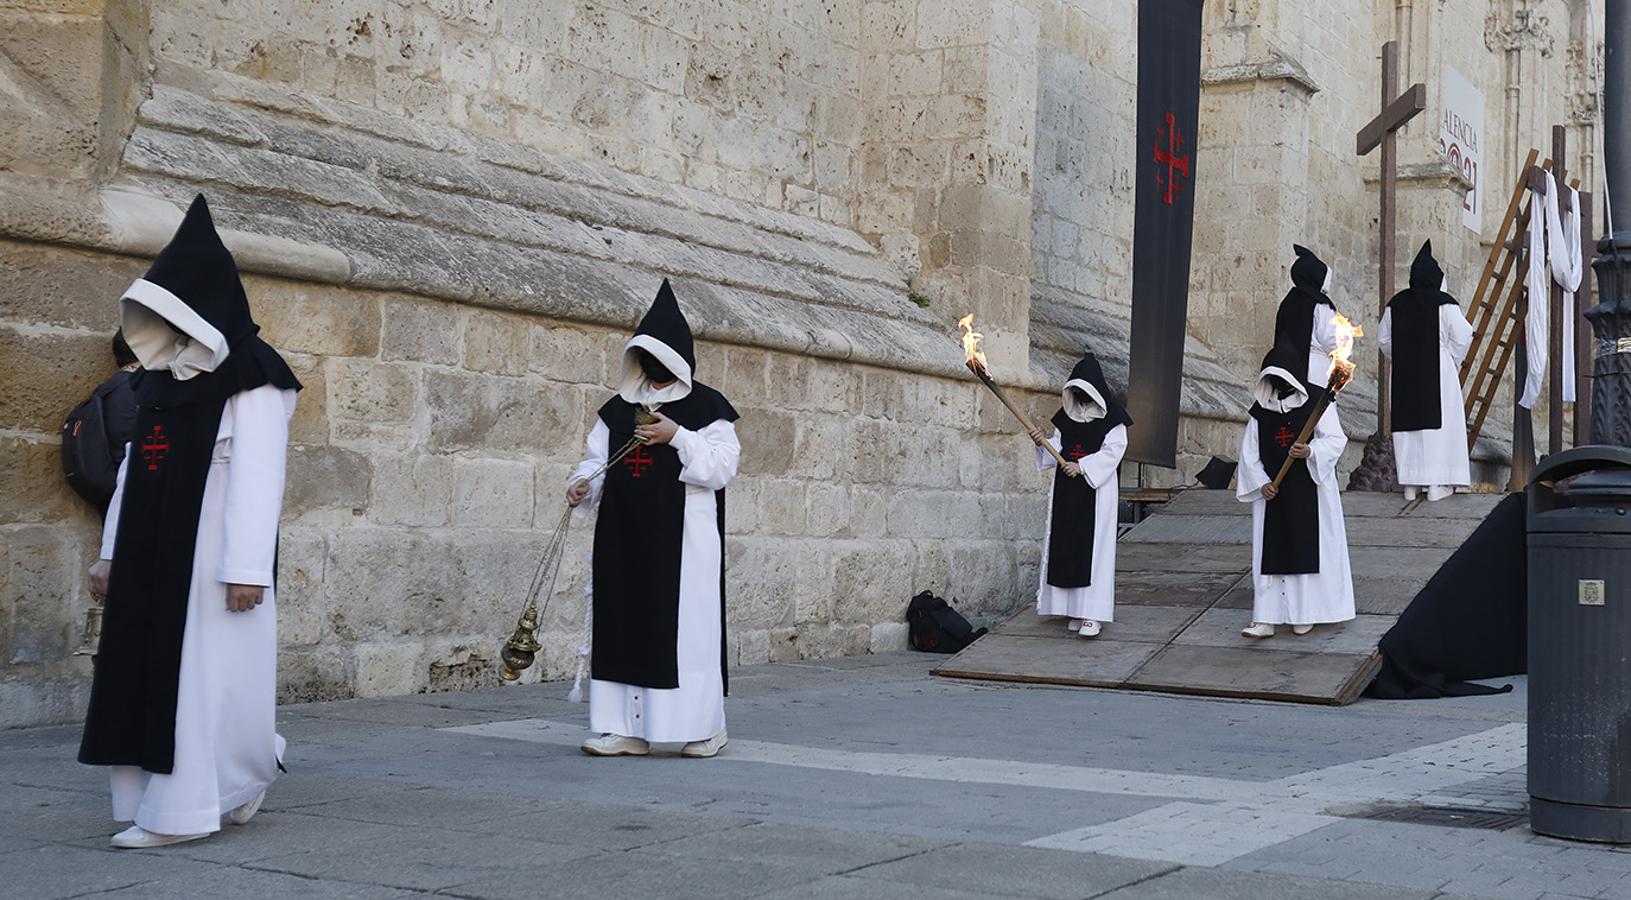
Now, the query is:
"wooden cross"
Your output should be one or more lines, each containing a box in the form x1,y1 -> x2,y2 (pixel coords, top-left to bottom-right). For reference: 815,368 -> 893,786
1356,40 -> 1427,437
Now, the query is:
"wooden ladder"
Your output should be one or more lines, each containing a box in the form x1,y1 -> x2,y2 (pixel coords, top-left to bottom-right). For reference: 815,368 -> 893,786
1460,149 -> 1578,450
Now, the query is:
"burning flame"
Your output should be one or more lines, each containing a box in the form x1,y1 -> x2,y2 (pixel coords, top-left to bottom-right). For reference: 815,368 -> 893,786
1326,313 -> 1364,383
958,314 -> 988,371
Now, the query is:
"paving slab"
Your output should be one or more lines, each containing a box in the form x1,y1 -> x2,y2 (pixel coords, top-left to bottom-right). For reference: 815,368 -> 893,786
444,847 -> 821,900
1098,866 -> 1440,899
0,843 -> 224,900
848,842 -> 1177,899
1171,611 -> 1397,654
934,635 -> 1160,688
752,874 -> 1036,899
1128,645 -> 1381,705
245,826 -> 595,891
96,865 -> 420,899
1114,571 -> 1245,608
454,799 -> 760,851
643,820 -> 947,873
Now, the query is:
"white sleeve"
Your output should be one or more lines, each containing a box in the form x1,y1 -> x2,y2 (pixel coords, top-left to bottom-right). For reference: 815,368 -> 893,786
1307,404 -> 1347,487
673,420 -> 741,491
1035,430 -> 1062,471
1377,307 -> 1394,359
1312,305 -> 1339,354
1236,418 -> 1269,501
1443,304 -> 1475,365
99,450 -> 130,560
1079,424 -> 1126,489
219,386 -> 294,587
568,420 -> 611,520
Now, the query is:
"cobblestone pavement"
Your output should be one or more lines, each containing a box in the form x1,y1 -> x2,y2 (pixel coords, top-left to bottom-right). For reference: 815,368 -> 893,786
4,652 -> 1627,899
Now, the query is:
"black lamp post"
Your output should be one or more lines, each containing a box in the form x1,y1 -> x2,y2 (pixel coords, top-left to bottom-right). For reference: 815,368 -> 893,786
1588,0 -> 1631,446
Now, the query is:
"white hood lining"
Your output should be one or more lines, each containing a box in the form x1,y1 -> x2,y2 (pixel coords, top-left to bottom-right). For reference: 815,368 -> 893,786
120,278 -> 229,381
1061,378 -> 1107,423
1253,365 -> 1309,413
619,333 -> 694,406
1321,266 -> 1333,293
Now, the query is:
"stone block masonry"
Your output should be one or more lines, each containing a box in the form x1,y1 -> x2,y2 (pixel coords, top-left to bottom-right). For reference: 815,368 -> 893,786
0,237 -> 1055,723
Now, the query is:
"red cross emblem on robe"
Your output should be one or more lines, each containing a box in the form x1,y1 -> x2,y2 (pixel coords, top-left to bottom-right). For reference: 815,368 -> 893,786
139,425 -> 171,471
1153,111 -> 1190,205
624,446 -> 655,478
1273,425 -> 1296,448
1067,442 -> 1088,462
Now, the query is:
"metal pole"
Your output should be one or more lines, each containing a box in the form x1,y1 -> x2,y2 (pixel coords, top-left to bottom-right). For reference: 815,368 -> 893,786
1589,2 -> 1631,448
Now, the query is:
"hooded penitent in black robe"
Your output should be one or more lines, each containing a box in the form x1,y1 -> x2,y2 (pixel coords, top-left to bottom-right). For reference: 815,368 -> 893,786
1237,342 -> 1356,625
1273,244 -> 1338,386
79,195 -> 300,775
1044,352 -> 1133,589
580,280 -> 739,742
1247,344 -> 1325,575
1387,241 -> 1461,432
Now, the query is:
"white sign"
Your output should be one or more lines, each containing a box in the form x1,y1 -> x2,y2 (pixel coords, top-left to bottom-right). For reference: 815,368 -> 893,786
1439,67 -> 1485,233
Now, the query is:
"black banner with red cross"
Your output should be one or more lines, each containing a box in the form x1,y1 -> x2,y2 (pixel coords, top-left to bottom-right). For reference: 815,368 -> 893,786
1125,0 -> 1204,469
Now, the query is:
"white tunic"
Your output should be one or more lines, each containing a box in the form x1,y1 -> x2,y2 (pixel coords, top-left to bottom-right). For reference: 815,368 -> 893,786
572,418 -> 740,743
1378,305 -> 1474,498
1236,397 -> 1356,626
100,384 -> 294,835
1035,424 -> 1127,622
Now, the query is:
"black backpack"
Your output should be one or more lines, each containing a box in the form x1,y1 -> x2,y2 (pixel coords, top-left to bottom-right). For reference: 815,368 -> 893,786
906,591 -> 987,654
61,373 -> 134,510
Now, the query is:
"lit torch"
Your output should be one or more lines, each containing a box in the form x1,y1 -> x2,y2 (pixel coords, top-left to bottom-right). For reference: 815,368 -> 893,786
1269,313 -> 1364,492
958,314 -> 1071,468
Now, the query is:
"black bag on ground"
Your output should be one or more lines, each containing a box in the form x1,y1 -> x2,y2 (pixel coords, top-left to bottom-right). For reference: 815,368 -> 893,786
906,591 -> 987,654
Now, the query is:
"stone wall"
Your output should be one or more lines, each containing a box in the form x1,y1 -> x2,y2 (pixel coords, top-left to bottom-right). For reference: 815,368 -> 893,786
149,0 -> 864,224
1,233 -> 1054,723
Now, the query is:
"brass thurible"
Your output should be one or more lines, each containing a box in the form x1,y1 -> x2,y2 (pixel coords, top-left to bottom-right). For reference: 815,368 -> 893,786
499,604 -> 543,682
74,592 -> 105,658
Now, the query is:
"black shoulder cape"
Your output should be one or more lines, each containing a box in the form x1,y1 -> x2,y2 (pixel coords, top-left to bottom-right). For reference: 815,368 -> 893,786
1249,385 -> 1327,575
1387,242 -> 1459,432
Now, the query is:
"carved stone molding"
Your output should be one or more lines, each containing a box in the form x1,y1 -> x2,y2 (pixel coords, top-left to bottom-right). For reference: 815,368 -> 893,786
1201,51 -> 1321,96
1567,38 -> 1605,124
1484,5 -> 1555,57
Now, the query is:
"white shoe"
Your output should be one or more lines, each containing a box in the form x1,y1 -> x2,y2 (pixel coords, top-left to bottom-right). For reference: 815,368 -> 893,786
1291,624 -> 1314,636
681,730 -> 728,759
1078,620 -> 1101,638
1241,623 -> 1276,639
580,734 -> 650,757
225,790 -> 266,826
1067,618 -> 1085,633
110,826 -> 209,849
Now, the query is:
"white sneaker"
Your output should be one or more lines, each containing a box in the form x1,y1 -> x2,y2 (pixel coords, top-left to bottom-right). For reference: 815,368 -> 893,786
1067,618 -> 1085,633
1291,624 -> 1315,636
1078,620 -> 1101,638
110,826 -> 210,849
225,790 -> 266,826
1241,623 -> 1276,639
580,734 -> 650,757
681,730 -> 729,759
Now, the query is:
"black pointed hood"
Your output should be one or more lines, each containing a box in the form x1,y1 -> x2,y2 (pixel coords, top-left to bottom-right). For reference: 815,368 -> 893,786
619,278 -> 699,404
1253,340 -> 1313,411
118,194 -> 299,408
1388,239 -> 1458,309
1290,244 -> 1330,293
1056,351 -> 1132,428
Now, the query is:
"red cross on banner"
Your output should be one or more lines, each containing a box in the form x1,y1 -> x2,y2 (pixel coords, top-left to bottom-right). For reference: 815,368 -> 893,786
140,425 -> 170,471
624,446 -> 654,478
1273,426 -> 1296,448
1153,112 -> 1190,205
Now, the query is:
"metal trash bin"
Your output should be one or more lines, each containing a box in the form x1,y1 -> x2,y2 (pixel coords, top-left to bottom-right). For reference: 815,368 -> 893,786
1528,445 -> 1631,842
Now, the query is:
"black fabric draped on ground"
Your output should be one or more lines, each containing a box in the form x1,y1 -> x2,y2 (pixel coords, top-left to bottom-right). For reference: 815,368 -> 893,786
1366,492 -> 1527,699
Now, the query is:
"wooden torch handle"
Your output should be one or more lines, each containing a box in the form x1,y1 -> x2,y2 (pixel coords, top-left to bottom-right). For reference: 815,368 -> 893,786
970,362 -> 1072,468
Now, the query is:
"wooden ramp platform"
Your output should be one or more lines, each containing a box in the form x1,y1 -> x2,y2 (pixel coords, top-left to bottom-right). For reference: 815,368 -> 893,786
933,489 -> 1504,705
